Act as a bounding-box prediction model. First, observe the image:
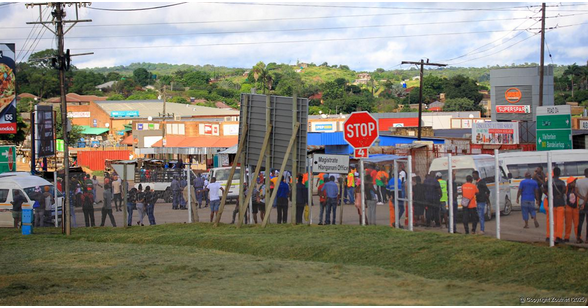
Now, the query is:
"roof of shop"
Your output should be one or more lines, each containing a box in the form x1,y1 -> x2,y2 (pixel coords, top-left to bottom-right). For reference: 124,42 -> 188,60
95,100 -> 239,118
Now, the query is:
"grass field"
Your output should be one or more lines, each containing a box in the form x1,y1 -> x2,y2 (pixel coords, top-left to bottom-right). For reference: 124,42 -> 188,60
1,224 -> 587,305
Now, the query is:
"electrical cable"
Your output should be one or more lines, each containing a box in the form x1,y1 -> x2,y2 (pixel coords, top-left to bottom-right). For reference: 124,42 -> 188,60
86,2 -> 187,12
17,7 -> 51,63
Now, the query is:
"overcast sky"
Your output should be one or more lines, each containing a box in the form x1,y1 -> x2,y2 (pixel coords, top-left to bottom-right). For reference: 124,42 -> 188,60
2,1 -> 588,71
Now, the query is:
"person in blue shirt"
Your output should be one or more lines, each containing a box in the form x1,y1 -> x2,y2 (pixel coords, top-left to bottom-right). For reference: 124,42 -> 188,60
387,174 -> 405,227
276,177 -> 290,224
517,171 -> 540,229
321,176 -> 340,225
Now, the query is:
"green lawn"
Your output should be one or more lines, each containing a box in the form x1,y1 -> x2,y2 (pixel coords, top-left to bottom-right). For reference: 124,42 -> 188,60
0,224 -> 586,305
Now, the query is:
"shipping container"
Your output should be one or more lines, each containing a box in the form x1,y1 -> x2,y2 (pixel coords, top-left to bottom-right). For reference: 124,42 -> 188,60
77,150 -> 131,171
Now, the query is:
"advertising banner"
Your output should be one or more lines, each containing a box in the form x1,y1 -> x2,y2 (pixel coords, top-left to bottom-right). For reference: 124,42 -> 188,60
311,121 -> 337,132
35,105 -> 55,157
199,123 -> 219,136
472,122 -> 519,145
67,111 -> 90,118
0,43 -> 17,134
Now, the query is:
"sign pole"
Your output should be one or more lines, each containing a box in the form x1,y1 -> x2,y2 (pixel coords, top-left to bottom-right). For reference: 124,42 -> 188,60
123,163 -> 128,228
54,169 -> 58,227
187,164 -> 192,223
407,155 -> 413,232
494,149 -> 501,240
547,151 -> 554,247
360,159 -> 366,226
448,154 -> 454,234
394,160 -> 399,228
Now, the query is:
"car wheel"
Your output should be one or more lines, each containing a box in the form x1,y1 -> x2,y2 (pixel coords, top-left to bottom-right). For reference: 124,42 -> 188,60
501,197 -> 512,216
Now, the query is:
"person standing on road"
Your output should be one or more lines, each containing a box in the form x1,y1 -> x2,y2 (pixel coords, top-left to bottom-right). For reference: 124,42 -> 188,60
112,175 -> 122,212
295,175 -> 308,224
258,182 -> 266,222
144,186 -> 157,226
100,181 -> 116,227
193,173 -> 205,209
171,176 -> 181,210
276,177 -> 290,224
424,173 -> 442,227
365,174 -> 377,225
11,190 -> 26,229
437,173 -> 448,228
387,173 -> 404,228
461,175 -> 479,234
42,186 -> 53,227
517,171 -> 540,229
412,175 -> 426,227
376,167 -> 388,204
472,171 -> 490,235
92,175 -> 102,204
82,187 -> 96,227
127,186 -> 137,227
576,168 -> 588,243
136,185 -> 146,226
564,177 -> 579,243
205,177 -> 224,223
179,175 -> 188,210
321,176 -> 339,225
346,170 -> 356,205
543,167 -> 566,244
317,174 -> 328,225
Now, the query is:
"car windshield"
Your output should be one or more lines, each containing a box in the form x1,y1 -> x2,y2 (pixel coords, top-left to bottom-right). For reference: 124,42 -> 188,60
214,169 -> 240,181
23,185 -> 61,200
429,168 -> 475,186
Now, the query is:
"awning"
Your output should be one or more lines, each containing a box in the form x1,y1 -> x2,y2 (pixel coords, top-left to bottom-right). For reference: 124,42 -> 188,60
362,154 -> 407,164
217,144 -> 238,154
79,125 -> 109,135
151,136 -> 238,148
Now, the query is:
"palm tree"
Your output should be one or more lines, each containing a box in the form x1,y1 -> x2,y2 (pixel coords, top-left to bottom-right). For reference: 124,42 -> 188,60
252,61 -> 273,94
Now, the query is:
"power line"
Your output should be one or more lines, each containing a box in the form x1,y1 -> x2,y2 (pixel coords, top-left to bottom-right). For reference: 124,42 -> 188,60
5,16 -> 544,41
86,2 -> 187,12
205,2 -> 536,12
17,8 -> 51,63
67,28 -> 530,51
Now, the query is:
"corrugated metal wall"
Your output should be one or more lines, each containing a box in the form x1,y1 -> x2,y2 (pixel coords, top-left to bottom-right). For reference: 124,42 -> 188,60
78,150 -> 131,171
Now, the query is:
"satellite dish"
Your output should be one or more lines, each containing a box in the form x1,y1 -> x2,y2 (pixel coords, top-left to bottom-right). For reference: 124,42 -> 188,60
148,116 -> 153,121
469,114 -> 474,118
105,123 -> 110,128
321,114 -> 327,119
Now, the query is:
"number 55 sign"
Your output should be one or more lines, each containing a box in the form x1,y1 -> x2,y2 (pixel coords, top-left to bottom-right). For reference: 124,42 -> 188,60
354,148 -> 369,158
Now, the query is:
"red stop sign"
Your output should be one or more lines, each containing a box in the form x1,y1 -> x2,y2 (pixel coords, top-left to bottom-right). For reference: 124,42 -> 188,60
344,111 -> 379,148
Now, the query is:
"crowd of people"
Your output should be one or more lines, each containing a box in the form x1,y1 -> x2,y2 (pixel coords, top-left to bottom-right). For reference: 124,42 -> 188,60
22,161 -> 586,245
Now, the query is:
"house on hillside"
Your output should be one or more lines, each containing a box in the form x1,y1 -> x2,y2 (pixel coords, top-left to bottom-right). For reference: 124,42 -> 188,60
353,73 -> 372,85
96,81 -> 117,92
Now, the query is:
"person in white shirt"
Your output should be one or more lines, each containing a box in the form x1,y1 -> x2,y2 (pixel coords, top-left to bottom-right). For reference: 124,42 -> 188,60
112,175 -> 122,212
205,177 -> 224,222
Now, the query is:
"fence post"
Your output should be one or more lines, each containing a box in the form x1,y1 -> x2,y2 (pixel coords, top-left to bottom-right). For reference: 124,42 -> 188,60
448,153 -> 454,234
494,149 -> 500,240
547,151 -> 554,247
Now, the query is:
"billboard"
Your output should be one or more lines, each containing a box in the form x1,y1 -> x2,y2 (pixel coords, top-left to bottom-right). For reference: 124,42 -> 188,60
35,105 -> 55,157
472,122 -> 519,145
0,43 -> 17,134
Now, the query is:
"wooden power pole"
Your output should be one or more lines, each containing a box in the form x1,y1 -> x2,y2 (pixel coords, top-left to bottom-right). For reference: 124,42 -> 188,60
401,60 -> 446,140
539,2 -> 546,107
27,2 -> 91,235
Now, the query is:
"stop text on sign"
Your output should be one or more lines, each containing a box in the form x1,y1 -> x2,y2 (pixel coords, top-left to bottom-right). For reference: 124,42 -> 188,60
345,122 -> 376,138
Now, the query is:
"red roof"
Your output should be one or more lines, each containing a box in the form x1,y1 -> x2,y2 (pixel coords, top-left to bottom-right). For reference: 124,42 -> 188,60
120,134 -> 135,145
309,92 -> 323,100
46,93 -> 108,103
18,93 -> 38,100
151,136 -> 237,148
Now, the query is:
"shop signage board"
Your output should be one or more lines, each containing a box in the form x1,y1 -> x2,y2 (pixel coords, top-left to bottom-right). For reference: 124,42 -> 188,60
312,154 -> 349,174
536,105 -> 572,151
472,122 -> 519,144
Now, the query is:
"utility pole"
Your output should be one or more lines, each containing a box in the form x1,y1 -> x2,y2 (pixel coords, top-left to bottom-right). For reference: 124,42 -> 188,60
27,2 -> 91,235
401,59 -> 446,140
539,2 -> 546,107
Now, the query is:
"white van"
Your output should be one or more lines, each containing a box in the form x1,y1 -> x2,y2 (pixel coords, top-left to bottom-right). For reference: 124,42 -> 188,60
0,173 -> 63,227
428,154 -> 511,220
208,167 -> 241,201
500,149 -> 588,210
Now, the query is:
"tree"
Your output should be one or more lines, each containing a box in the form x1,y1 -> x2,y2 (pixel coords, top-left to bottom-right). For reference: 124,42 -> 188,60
564,63 -> 582,97
55,109 -> 84,146
251,62 -> 274,94
0,114 -> 27,145
105,72 -> 122,82
443,98 -> 483,113
182,71 -> 210,88
133,68 -> 151,87
443,75 -> 483,104
69,70 -> 106,94
16,49 -> 61,98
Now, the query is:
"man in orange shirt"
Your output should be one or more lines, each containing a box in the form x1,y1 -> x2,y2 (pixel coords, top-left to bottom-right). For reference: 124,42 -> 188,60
461,175 -> 479,235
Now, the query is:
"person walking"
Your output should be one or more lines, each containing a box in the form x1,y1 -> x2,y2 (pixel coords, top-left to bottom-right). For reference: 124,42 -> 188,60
127,186 -> 137,227
100,181 -> 116,227
144,186 -> 157,225
517,171 -> 540,229
472,171 -> 490,235
32,187 -> 44,228
424,173 -> 442,227
82,187 -> 95,227
376,167 -> 388,204
564,177 -> 579,243
276,177 -> 290,224
206,177 -> 224,223
258,182 -> 267,222
321,176 -> 339,225
461,175 -> 479,234
136,185 -> 146,226
112,175 -> 122,212
576,168 -> 588,243
295,175 -> 308,224
543,167 -> 566,244
92,175 -> 102,204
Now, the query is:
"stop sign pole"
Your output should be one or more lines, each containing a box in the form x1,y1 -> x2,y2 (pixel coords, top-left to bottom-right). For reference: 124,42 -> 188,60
344,111 -> 379,226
